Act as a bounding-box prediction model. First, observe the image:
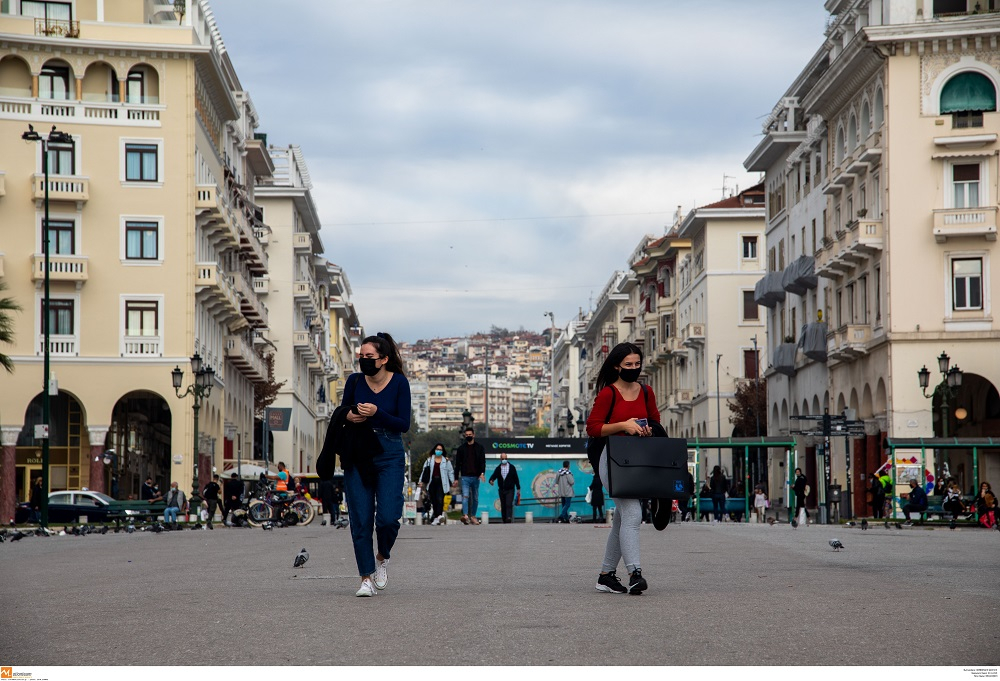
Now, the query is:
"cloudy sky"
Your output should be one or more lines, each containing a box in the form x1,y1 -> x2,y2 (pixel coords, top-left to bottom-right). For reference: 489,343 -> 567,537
210,0 -> 828,342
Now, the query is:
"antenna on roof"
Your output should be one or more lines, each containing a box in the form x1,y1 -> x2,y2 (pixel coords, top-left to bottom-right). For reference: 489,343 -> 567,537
717,174 -> 736,200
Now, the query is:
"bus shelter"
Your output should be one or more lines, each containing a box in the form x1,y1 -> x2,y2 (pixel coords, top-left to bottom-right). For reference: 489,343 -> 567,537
884,437 -> 1000,521
687,437 -> 797,521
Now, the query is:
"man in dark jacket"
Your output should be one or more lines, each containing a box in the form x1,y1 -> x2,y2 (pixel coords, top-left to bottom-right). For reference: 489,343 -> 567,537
901,479 -> 928,526
488,453 -> 521,523
455,427 -> 486,525
202,474 -> 222,529
793,468 -> 808,523
223,473 -> 244,526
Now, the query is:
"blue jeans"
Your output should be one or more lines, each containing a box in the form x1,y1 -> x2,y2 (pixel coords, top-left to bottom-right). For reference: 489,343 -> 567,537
343,430 -> 405,576
163,507 -> 179,524
461,476 -> 481,517
559,496 -> 573,521
712,495 -> 725,521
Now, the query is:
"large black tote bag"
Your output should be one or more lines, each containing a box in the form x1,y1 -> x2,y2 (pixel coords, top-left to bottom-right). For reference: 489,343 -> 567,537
605,436 -> 689,500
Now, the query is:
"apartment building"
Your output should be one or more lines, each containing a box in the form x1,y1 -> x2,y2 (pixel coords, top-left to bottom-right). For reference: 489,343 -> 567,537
0,0 -> 273,517
468,373 -> 513,434
426,369 -> 469,431
746,0 -> 1000,512
255,146 -> 341,474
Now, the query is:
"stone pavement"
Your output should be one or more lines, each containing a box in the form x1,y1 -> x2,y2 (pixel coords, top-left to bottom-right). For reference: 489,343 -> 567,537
1,519 -> 997,666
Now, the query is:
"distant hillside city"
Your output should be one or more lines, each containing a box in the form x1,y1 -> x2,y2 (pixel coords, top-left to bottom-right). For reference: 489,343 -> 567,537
400,327 -> 554,435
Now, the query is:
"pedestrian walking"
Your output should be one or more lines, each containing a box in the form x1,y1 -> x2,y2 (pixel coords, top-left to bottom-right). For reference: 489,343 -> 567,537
223,473 -> 244,526
869,474 -> 886,519
29,476 -> 43,524
202,473 -> 222,529
589,476 -> 605,523
709,466 -> 728,523
455,426 -> 486,524
333,332 -> 410,597
753,485 -> 767,523
555,461 -> 575,523
420,444 -> 455,525
793,467 -> 809,524
586,342 -> 659,595
488,452 -> 521,523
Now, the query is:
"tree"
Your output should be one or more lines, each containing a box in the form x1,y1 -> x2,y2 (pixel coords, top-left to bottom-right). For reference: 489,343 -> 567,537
0,281 -> 22,374
405,423 -> 465,480
524,425 -> 550,438
253,350 -> 286,419
727,377 -> 768,437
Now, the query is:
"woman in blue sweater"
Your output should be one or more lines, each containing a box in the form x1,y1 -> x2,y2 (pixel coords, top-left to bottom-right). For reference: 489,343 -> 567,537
342,332 -> 411,597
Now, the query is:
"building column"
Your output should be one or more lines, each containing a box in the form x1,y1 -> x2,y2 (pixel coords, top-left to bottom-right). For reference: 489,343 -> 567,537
74,77 -> 82,102
87,426 -> 109,495
31,75 -> 39,99
118,79 -> 126,103
1,426 -> 21,523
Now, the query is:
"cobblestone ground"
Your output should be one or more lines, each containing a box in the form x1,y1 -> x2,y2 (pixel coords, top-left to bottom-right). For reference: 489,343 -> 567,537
1,520 -> 997,666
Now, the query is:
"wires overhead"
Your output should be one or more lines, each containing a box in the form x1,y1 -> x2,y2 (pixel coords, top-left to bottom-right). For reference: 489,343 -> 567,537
326,210 -> 675,227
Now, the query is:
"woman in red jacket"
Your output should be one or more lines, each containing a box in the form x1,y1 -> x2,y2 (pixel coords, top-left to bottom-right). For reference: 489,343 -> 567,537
586,342 -> 659,595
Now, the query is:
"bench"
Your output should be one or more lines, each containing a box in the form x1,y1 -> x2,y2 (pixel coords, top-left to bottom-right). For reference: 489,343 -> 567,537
697,496 -> 750,520
904,494 -> 976,523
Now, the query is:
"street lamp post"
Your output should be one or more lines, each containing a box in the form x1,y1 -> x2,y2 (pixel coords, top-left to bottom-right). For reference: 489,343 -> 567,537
172,354 -> 215,521
576,415 -> 586,438
22,125 -> 74,527
918,351 -> 964,479
544,311 -> 556,436
565,409 -> 575,438
102,449 -> 119,499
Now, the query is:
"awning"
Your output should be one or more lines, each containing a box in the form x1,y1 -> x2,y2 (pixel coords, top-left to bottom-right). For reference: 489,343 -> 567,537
940,71 -> 997,114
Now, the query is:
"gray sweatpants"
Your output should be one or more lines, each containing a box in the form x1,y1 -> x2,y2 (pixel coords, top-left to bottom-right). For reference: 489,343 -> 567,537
599,448 -> 641,573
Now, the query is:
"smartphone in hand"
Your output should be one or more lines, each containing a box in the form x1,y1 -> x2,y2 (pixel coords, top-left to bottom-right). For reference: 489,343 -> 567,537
636,418 -> 648,428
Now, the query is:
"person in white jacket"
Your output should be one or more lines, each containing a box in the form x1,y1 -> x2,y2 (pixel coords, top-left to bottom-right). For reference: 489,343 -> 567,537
419,445 -> 455,525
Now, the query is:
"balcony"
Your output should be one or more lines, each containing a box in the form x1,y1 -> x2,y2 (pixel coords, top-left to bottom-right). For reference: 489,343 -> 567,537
294,279 -> 323,315
122,336 -> 161,358
674,389 -> 693,411
33,174 -> 88,205
196,185 -> 239,248
252,275 -> 270,295
681,322 -> 705,347
34,17 -> 79,38
232,272 -> 269,328
843,218 -> 885,260
237,220 -> 268,273
0,92 -> 162,126
195,262 -> 242,325
619,305 -> 637,323
315,402 -> 331,419
293,331 -> 320,363
226,335 -> 266,382
32,254 -> 88,282
39,334 -> 77,356
293,232 -> 313,251
932,206 -> 998,243
827,324 -> 871,362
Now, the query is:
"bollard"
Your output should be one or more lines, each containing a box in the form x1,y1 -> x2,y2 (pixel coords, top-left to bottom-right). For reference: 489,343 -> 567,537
525,511 -> 533,524
480,511 -> 489,525
606,507 -> 614,524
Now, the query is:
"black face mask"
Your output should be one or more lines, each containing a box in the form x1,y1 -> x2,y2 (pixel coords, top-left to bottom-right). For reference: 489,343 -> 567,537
465,436 -> 474,443
618,367 -> 641,383
359,357 -> 382,376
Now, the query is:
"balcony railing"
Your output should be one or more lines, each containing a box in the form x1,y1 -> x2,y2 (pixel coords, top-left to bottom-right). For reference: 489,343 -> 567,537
195,261 -> 242,323
232,271 -> 268,328
932,206 -> 998,243
293,232 -> 312,251
681,322 -> 705,347
39,334 -> 77,356
0,93 -> 162,126
34,18 -> 80,38
33,174 -> 88,203
226,335 -> 266,382
252,276 -> 270,295
32,254 -> 88,282
122,336 -> 161,357
619,305 -> 637,323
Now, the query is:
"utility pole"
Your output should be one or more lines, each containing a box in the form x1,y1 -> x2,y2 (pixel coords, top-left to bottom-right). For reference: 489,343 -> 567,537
544,311 -> 556,436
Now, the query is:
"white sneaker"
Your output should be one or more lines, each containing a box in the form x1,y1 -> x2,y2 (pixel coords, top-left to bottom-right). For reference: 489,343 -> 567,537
355,578 -> 377,597
373,558 -> 388,590
431,516 -> 440,525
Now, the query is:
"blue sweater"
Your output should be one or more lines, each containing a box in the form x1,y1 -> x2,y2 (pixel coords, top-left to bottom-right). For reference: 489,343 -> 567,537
341,372 -> 411,433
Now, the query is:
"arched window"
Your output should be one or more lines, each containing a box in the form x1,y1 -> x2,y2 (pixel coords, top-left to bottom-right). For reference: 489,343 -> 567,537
835,127 -> 845,166
874,88 -> 884,129
39,60 -> 71,100
848,114 -> 858,151
860,101 -> 871,141
940,71 -> 997,129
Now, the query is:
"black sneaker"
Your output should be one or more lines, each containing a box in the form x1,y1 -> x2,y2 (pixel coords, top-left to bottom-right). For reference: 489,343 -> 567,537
596,571 -> 628,594
628,568 -> 648,595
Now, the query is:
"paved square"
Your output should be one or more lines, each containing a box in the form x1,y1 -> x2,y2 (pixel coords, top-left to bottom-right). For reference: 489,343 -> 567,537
1,520 -> 997,666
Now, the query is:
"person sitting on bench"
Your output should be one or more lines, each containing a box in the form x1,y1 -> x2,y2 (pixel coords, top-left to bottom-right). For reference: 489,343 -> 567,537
901,479 -> 928,526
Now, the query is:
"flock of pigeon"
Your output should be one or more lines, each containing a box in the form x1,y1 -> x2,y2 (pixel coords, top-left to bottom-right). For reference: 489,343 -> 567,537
0,514 -> 311,542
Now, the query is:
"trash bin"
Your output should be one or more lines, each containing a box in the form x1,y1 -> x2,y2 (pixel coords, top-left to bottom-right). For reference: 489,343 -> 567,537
829,485 -> 842,503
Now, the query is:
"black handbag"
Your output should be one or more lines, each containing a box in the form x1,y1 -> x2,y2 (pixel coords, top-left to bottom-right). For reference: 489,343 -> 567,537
605,436 -> 689,500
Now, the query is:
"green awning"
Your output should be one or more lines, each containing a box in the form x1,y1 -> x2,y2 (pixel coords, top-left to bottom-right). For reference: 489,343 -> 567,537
940,72 -> 997,114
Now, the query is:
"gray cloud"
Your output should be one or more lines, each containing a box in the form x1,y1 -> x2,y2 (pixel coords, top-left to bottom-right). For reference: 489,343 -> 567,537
211,0 -> 826,340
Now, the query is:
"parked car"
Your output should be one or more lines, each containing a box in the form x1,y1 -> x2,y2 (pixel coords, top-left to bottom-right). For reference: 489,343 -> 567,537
14,490 -> 166,524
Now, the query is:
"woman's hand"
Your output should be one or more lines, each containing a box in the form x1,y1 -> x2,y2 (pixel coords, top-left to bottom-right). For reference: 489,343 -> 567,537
346,411 -> 367,423
619,418 -> 652,437
356,402 -> 378,418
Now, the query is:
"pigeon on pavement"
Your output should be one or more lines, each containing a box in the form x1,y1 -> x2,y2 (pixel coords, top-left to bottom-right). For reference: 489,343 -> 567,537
261,521 -> 274,531
293,548 -> 309,568
767,517 -> 775,526
894,522 -> 903,530
861,519 -> 868,531
829,538 -> 845,551
791,519 -> 799,528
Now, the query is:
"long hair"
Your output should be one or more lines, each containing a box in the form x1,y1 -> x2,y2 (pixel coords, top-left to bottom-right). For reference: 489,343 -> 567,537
362,332 -> 405,375
711,465 -> 724,482
594,342 -> 643,395
429,443 -> 446,456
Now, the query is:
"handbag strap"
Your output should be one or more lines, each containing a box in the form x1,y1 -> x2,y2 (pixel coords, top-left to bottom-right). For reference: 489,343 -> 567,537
603,386 -> 617,424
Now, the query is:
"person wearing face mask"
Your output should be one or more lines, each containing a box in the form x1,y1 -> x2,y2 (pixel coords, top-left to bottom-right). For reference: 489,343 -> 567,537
455,426 -> 486,524
585,342 -> 659,595
152,481 -> 187,529
339,332 -> 411,597
489,453 -> 521,523
420,443 -> 455,525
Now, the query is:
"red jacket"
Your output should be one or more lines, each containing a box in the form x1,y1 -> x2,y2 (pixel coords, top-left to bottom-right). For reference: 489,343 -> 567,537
585,385 -> 660,438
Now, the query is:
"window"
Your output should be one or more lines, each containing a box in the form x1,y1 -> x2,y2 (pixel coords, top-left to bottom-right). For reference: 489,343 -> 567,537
45,140 -> 74,175
940,71 -> 996,128
43,219 -> 74,255
125,144 -> 158,182
933,0 -> 969,15
744,349 -> 759,380
873,174 -> 881,217
778,239 -> 785,270
42,299 -> 74,335
21,1 -> 71,20
125,301 -> 158,336
125,221 -> 158,260
953,258 -> 983,310
859,275 -> 869,324
811,219 -> 817,254
39,63 -> 70,100
742,236 -> 758,260
126,69 -> 145,104
742,290 -> 759,321
846,283 -> 855,323
874,265 -> 882,323
952,164 -> 981,208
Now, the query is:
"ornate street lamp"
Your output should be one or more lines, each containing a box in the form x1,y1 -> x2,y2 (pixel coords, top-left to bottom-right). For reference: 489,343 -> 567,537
565,409 -> 575,438
172,354 -> 214,520
918,351 -> 964,482
22,125 -> 74,527
576,415 -> 586,438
